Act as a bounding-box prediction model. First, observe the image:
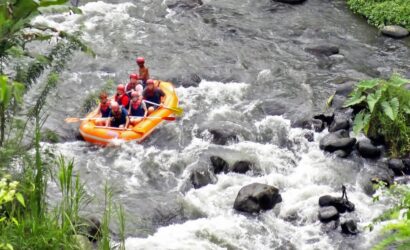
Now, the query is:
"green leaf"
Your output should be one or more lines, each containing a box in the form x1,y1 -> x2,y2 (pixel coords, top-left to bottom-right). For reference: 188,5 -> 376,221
367,89 -> 382,112
353,110 -> 371,135
343,91 -> 366,108
39,0 -> 69,7
357,79 -> 379,90
15,193 -> 25,207
12,82 -> 25,104
382,98 -> 399,121
389,73 -> 409,87
11,217 -> 18,226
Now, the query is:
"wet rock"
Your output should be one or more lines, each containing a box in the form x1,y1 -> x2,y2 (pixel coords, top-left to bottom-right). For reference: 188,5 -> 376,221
305,44 -> 339,57
388,158 -> 407,176
166,0 -> 203,10
291,118 -> 313,129
190,169 -> 215,189
233,183 -> 282,213
318,206 -> 339,223
86,217 -> 101,242
210,156 -> 229,174
171,73 -> 202,87
335,81 -> 356,97
312,119 -> 324,132
272,0 -> 306,4
334,150 -> 349,158
232,161 -> 253,174
313,112 -> 334,126
381,25 -> 409,39
357,141 -> 381,159
318,195 -> 355,213
361,163 -> 394,195
403,158 -> 410,168
208,129 -> 239,145
328,113 -> 350,132
304,131 -> 314,142
319,130 -> 356,153
260,100 -> 287,116
341,220 -> 359,235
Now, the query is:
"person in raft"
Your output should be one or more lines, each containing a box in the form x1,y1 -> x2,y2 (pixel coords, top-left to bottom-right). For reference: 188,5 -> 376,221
143,79 -> 165,114
125,74 -> 143,98
136,57 -> 149,87
106,102 -> 129,129
95,91 -> 111,126
115,84 -> 130,109
128,91 -> 147,125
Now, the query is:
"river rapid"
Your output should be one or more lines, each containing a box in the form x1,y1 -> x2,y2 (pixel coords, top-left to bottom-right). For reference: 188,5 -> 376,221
27,0 -> 410,249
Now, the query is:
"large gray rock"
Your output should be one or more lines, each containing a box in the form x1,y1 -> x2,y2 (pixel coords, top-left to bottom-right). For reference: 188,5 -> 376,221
335,81 -> 356,97
190,169 -> 215,189
272,0 -> 306,4
86,217 -> 101,242
318,206 -> 339,223
341,220 -> 359,235
232,161 -> 253,174
305,44 -> 339,57
381,25 -> 409,39
210,156 -> 229,174
328,113 -> 350,132
388,158 -> 408,176
319,130 -> 356,153
318,195 -> 355,213
233,183 -> 282,213
360,163 -> 395,195
357,141 -> 381,159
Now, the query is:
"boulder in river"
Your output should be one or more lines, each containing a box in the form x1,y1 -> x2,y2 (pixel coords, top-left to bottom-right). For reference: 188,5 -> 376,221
86,217 -> 101,242
233,183 -> 282,213
190,168 -> 216,189
312,119 -> 324,132
319,130 -> 356,153
381,25 -> 409,39
328,113 -> 350,132
272,0 -> 306,4
305,44 -> 340,57
232,160 -> 253,174
210,156 -> 229,174
313,112 -> 334,126
341,220 -> 359,235
209,129 -> 239,145
361,163 -> 394,195
387,158 -> 408,176
304,131 -> 314,142
335,81 -> 356,97
334,150 -> 349,158
357,141 -> 381,159
318,195 -> 355,213
318,206 -> 339,223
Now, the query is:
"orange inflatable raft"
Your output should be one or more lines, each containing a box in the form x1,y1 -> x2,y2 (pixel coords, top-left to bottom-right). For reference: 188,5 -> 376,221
79,81 -> 178,146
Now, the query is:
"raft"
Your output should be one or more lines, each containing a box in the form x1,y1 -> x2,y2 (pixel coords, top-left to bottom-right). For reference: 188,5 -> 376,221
79,81 -> 178,146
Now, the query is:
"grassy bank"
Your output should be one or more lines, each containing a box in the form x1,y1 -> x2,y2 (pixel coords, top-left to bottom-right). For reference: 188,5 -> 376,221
347,0 -> 410,30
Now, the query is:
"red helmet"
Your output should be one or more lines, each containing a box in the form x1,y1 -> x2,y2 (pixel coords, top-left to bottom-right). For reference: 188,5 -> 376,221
136,57 -> 145,64
131,91 -> 139,98
111,101 -> 119,111
129,74 -> 139,80
147,79 -> 154,85
117,84 -> 125,91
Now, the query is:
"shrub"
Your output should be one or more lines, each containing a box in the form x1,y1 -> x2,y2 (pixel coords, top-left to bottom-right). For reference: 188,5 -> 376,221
347,0 -> 410,30
343,74 -> 410,157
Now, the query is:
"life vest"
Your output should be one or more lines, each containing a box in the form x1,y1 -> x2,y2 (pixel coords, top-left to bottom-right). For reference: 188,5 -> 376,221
110,107 -> 127,127
130,99 -> 144,116
100,102 -> 111,117
125,82 -> 135,97
143,88 -> 164,106
115,94 -> 130,109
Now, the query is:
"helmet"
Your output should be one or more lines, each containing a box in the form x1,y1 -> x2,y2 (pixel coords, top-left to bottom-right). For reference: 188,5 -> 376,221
136,57 -> 145,64
117,84 -> 125,91
111,101 -> 119,111
131,91 -> 139,98
129,74 -> 139,80
147,79 -> 154,85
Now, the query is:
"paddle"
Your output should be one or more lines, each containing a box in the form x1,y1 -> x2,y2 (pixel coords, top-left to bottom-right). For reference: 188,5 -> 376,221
65,117 -> 109,123
129,116 -> 176,121
94,126 -> 132,131
143,100 -> 183,116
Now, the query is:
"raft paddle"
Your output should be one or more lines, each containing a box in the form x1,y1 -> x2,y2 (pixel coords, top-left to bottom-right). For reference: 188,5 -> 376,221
65,117 -> 109,123
129,116 -> 176,121
143,100 -> 183,116
94,126 -> 133,131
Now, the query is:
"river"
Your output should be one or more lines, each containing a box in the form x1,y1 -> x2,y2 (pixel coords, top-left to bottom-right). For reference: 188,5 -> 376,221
28,0 -> 410,249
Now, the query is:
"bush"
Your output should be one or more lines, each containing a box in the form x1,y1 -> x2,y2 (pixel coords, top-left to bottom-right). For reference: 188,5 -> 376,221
347,0 -> 410,30
344,74 -> 410,157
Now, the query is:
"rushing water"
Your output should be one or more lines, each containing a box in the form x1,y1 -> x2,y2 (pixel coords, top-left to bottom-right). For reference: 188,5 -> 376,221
27,0 -> 410,249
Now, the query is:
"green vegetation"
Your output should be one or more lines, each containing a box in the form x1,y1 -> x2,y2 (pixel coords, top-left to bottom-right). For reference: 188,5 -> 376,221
371,184 -> 410,250
344,74 -> 410,157
1,0 -> 126,249
347,0 -> 410,30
